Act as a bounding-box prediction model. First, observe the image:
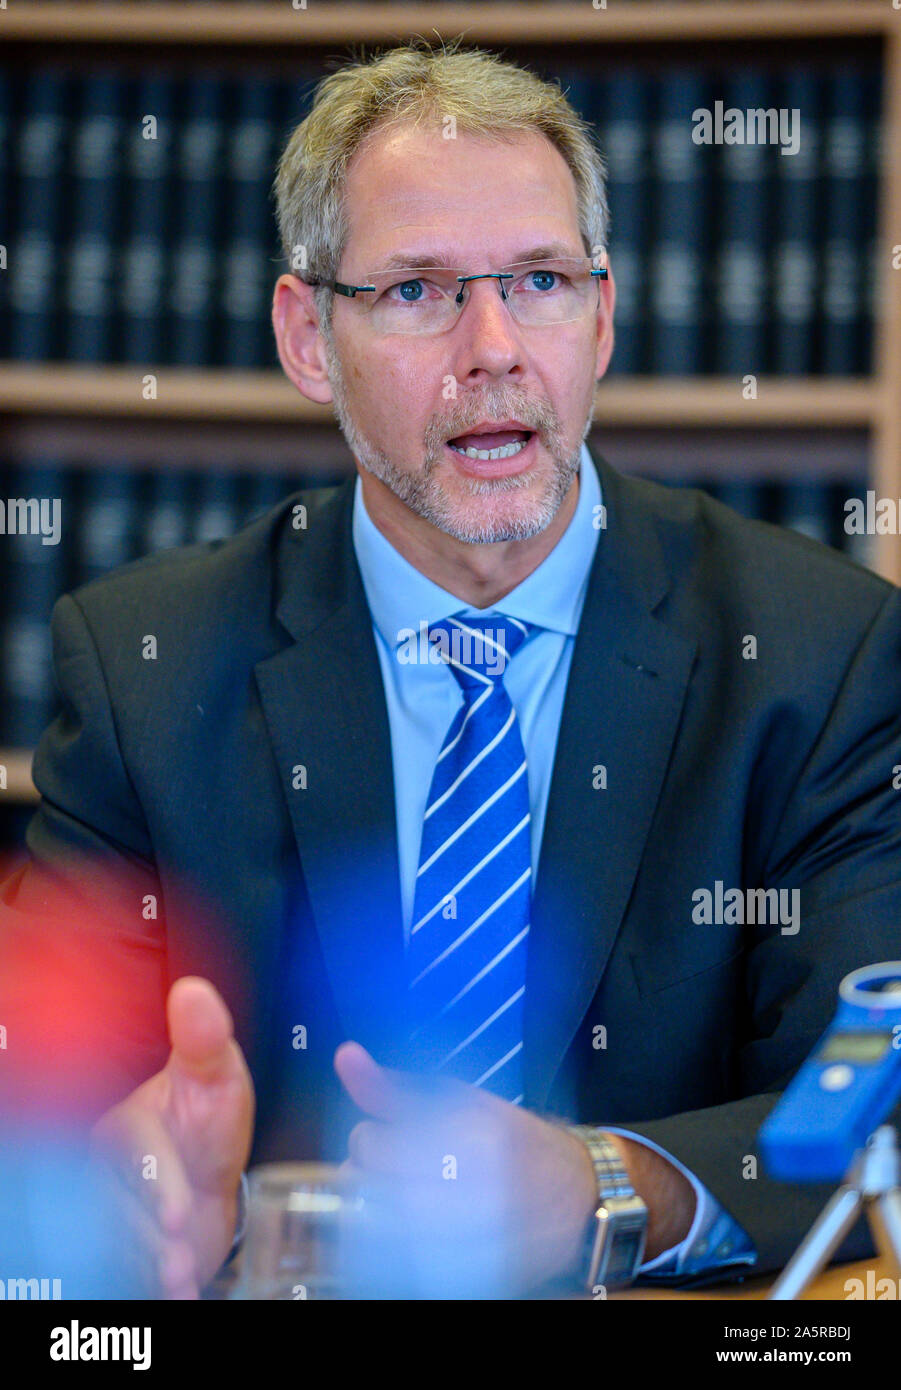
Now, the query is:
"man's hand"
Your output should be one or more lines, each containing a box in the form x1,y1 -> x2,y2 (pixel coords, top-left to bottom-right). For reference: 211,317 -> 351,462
335,1042 -> 696,1295
335,1041 -> 598,1295
89,976 -> 254,1299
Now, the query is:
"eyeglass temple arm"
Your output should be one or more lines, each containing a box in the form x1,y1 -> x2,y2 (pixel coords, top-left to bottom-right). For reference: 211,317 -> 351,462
304,278 -> 376,298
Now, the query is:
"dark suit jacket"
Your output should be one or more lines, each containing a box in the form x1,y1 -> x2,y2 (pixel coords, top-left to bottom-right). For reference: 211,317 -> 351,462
3,455 -> 901,1284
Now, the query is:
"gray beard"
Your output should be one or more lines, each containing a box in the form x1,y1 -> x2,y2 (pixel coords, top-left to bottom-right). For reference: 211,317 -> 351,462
323,332 -> 589,544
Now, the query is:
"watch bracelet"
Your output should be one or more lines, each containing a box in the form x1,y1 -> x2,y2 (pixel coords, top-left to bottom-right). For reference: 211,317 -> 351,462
567,1125 -> 648,1290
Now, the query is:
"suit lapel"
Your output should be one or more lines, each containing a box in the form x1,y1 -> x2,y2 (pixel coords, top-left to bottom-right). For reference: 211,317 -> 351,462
524,461 -> 698,1107
254,481 -> 409,1064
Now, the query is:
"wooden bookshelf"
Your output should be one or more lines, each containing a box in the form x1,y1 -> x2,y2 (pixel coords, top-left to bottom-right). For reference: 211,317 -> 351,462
0,2 -> 893,46
0,365 -> 880,428
0,0 -> 897,573
0,364 -> 332,424
872,21 -> 901,576
1,0 -> 900,809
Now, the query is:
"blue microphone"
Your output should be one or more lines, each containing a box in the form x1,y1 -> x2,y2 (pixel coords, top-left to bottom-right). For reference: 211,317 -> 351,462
759,962 -> 901,1183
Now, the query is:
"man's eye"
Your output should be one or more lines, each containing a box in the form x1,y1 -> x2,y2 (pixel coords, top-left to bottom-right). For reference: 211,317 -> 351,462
387,279 -> 427,301
524,269 -> 562,292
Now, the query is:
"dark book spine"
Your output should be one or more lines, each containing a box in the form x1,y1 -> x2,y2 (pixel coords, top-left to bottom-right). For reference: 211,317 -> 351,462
860,67 -> 882,376
559,71 -> 594,129
244,470 -> 290,524
279,69 -> 320,146
8,70 -> 70,361
600,70 -> 650,376
649,70 -> 710,374
168,75 -> 224,366
193,471 -> 241,543
120,73 -> 175,366
778,480 -> 832,545
0,72 -> 12,359
711,480 -> 765,521
64,74 -> 125,362
835,483 -> 874,569
74,465 -> 139,588
713,72 -> 771,377
220,79 -> 277,368
821,69 -> 868,375
140,470 -> 194,554
0,463 -> 70,746
772,70 -> 821,374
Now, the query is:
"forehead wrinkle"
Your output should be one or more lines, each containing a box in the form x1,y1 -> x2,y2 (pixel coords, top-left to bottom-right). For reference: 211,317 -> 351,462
369,241 -> 583,273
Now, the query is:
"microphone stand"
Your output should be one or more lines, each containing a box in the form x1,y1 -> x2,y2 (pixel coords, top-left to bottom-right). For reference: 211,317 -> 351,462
769,1124 -> 901,1300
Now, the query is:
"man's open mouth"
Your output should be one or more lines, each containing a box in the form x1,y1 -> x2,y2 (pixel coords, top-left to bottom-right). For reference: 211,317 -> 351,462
446,428 -> 534,461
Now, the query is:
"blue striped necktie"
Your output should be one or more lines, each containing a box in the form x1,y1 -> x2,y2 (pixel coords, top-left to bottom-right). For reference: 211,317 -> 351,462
407,612 -> 533,1103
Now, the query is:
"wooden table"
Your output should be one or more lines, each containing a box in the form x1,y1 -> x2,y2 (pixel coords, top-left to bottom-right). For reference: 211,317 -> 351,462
206,1254 -> 895,1300
614,1255 -> 895,1300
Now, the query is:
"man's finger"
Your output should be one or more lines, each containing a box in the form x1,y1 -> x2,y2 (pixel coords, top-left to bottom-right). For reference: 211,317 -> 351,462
334,1041 -> 445,1122
166,976 -> 235,1086
87,1147 -> 195,1298
91,1099 -> 194,1233
348,1119 -> 453,1178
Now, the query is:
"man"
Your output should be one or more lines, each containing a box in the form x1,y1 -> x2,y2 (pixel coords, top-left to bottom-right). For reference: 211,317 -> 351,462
2,41 -> 901,1300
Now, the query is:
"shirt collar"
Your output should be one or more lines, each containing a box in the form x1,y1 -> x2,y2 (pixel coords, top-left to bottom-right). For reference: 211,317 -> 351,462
352,441 -> 602,649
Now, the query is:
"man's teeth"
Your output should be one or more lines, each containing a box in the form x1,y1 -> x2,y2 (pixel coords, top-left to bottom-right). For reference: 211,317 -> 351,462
449,438 -> 530,461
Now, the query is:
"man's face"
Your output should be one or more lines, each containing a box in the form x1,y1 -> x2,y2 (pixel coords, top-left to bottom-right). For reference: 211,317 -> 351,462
322,123 -> 612,544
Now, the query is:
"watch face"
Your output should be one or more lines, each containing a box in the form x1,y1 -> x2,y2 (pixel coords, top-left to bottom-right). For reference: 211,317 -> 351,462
592,1205 -> 648,1289
610,1231 -> 645,1271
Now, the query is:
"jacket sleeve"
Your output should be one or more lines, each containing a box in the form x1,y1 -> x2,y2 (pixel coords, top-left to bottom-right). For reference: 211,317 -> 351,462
0,592 -> 170,1135
620,582 -> 901,1282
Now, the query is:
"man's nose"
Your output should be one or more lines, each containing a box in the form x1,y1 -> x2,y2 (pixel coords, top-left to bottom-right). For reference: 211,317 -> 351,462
453,275 -> 525,369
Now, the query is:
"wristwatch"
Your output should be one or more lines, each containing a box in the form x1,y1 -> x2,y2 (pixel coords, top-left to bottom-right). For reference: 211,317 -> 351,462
568,1126 -> 648,1291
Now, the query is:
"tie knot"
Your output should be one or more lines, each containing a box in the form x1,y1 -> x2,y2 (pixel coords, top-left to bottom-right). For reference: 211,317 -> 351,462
427,613 -> 532,690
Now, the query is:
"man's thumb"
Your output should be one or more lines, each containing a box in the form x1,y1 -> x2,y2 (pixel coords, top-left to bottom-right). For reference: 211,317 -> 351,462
166,976 -> 235,1084
333,1041 -> 429,1122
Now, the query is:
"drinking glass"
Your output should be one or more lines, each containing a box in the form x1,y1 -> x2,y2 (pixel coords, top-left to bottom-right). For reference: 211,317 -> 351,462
229,1162 -> 362,1300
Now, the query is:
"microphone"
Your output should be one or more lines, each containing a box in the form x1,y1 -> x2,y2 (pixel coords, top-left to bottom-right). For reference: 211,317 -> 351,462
759,962 -> 901,1183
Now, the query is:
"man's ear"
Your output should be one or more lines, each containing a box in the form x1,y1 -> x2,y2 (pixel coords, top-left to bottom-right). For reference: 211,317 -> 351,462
271,273 -> 334,405
594,260 -> 616,383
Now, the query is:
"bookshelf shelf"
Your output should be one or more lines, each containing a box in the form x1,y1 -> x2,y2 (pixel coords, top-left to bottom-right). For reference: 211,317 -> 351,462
0,366 -> 879,429
0,750 -> 38,805
596,379 -> 877,429
0,364 -> 329,424
0,2 -> 892,46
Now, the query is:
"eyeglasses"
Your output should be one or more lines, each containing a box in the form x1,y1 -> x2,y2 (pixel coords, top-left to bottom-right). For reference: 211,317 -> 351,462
305,257 -> 608,336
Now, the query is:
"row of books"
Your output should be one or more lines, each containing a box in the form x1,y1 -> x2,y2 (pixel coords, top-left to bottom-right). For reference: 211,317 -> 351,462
569,63 -> 881,376
0,462 -> 334,750
0,460 -> 873,751
0,60 -> 881,374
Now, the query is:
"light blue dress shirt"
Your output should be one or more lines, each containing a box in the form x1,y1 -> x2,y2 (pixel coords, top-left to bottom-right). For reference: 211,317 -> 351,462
351,443 -> 755,1282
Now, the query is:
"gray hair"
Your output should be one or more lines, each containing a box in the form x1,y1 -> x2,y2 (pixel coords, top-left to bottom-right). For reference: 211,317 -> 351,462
273,37 -> 609,340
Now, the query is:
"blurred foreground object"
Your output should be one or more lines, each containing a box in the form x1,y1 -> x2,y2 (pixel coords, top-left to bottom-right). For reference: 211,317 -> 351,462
0,1125 -> 153,1299
230,1162 -> 360,1301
